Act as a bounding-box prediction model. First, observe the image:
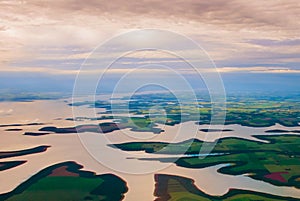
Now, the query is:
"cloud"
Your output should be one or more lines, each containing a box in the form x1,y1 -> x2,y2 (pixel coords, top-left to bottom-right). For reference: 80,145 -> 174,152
0,108 -> 13,117
2,64 -> 300,76
0,65 -> 174,75
15,0 -> 299,29
247,39 -> 300,47
217,66 -> 300,73
0,0 -> 299,74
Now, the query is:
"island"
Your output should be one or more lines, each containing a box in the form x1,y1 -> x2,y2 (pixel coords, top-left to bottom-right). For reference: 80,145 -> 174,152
199,128 -> 233,132
0,161 -> 26,172
112,135 -> 300,189
0,123 -> 45,128
70,93 -> 300,128
0,161 -> 128,201
154,174 -> 300,201
0,146 -> 50,159
265,129 -> 300,133
36,120 -> 163,135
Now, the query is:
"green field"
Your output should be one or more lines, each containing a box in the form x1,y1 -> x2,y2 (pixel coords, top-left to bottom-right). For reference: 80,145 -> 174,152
155,174 -> 300,201
113,135 -> 300,188
69,92 -> 300,128
0,162 -> 128,201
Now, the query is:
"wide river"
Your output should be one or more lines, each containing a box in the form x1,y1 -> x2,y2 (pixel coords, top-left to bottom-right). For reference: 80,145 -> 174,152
0,99 -> 300,200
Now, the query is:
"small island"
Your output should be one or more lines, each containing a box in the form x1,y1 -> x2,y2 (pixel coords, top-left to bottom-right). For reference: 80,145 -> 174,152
265,129 -> 300,133
4,129 -> 23,132
199,128 -> 233,132
0,123 -> 45,128
0,146 -> 50,159
0,161 -> 26,172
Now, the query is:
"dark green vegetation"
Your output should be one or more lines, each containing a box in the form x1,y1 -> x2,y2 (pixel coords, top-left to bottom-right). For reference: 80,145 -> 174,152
113,135 -> 300,188
39,123 -> 122,134
65,116 -> 113,122
0,161 -> 128,201
154,174 -> 300,201
0,123 -> 44,128
124,117 -> 163,133
24,132 -> 50,136
0,161 -> 26,171
266,129 -> 300,133
0,146 -> 49,173
4,129 -> 23,131
221,93 -> 300,127
197,97 -> 300,127
38,121 -> 163,135
70,92 -> 300,128
0,146 -> 50,159
0,92 -> 67,102
199,129 -> 233,132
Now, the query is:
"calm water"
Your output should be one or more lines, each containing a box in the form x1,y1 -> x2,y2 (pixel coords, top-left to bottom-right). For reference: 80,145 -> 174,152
0,100 -> 300,200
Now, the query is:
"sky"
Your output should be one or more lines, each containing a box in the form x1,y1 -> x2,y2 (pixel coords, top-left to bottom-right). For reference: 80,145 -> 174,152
0,0 -> 300,93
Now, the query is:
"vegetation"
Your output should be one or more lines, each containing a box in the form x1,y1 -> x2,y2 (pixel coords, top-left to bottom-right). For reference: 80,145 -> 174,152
0,161 -> 26,171
113,135 -> 300,188
70,92 -> 300,128
154,174 -> 300,201
0,146 -> 50,159
0,92 -> 67,102
0,162 -> 128,201
38,121 -> 163,135
0,123 -> 44,128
